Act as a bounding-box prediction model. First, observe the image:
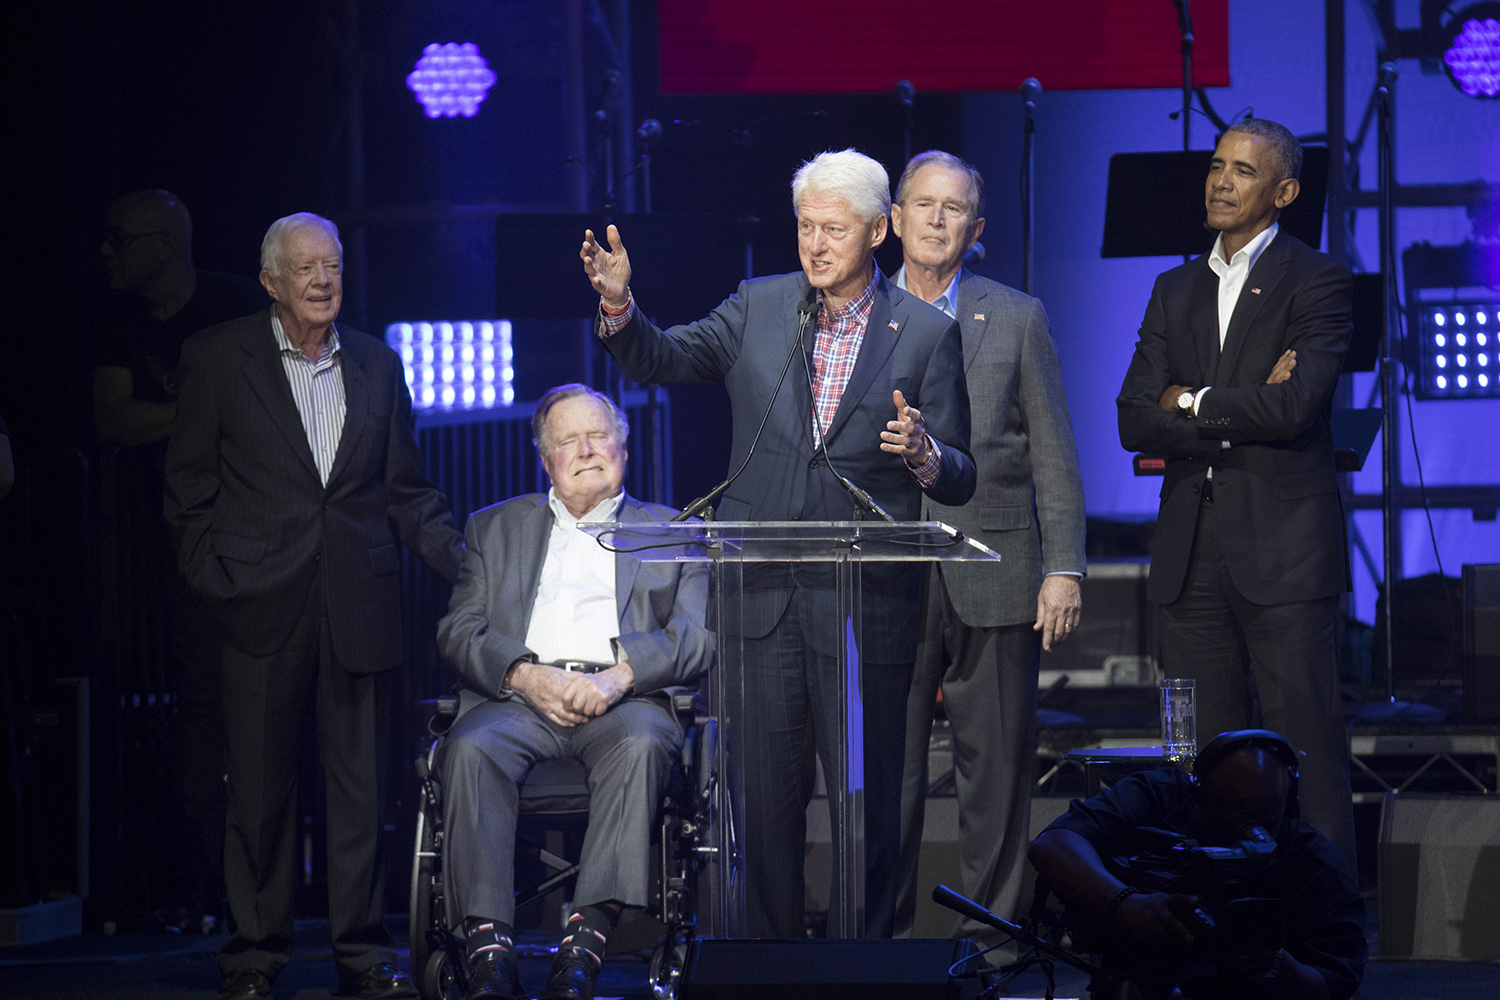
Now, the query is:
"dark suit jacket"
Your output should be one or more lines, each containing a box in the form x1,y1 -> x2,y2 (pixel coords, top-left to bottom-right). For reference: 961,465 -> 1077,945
164,308 -> 464,670
923,271 -> 1087,628
437,493 -> 713,711
1117,230 -> 1352,607
599,270 -> 976,658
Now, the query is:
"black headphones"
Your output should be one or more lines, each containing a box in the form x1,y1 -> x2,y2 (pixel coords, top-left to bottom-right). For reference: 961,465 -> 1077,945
1192,728 -> 1301,820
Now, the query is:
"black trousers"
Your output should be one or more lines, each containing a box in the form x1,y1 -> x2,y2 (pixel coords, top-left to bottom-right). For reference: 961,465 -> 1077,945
740,591 -> 911,939
218,570 -> 394,980
1157,493 -> 1356,868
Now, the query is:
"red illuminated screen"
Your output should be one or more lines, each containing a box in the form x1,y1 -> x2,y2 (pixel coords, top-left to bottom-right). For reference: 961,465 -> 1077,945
658,0 -> 1229,94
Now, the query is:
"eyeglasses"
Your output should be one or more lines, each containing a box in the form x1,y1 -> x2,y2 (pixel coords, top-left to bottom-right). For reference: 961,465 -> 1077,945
101,229 -> 166,251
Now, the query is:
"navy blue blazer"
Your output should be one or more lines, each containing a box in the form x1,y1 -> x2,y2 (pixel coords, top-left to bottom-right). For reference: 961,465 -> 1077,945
599,270 -> 976,659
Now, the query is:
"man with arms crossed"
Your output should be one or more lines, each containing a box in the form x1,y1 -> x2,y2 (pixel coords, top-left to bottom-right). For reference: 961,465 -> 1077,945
888,151 -> 1087,952
580,148 -> 976,938
1116,119 -> 1355,866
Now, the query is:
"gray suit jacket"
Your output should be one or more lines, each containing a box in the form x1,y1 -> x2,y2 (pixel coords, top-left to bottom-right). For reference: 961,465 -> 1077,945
923,271 -> 1087,628
437,492 -> 714,709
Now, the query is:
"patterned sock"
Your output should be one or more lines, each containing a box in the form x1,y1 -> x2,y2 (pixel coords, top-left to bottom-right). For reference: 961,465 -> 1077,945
558,901 -> 622,968
462,916 -> 515,965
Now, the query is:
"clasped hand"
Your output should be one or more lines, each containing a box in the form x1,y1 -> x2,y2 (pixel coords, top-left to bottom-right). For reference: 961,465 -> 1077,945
509,660 -> 634,727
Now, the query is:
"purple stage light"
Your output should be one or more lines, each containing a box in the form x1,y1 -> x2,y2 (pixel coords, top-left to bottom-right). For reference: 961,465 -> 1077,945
1444,11 -> 1500,98
406,42 -> 497,118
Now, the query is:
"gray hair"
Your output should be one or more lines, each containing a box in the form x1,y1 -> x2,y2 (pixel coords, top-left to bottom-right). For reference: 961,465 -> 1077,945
532,383 -> 629,454
1224,118 -> 1303,182
260,213 -> 343,277
894,150 -> 985,218
790,149 -> 891,224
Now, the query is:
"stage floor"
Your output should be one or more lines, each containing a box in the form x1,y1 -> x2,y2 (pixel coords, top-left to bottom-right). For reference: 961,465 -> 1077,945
1,907 -> 1496,999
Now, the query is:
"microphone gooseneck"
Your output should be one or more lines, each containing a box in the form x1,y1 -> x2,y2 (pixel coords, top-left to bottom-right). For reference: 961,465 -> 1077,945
672,290 -> 821,522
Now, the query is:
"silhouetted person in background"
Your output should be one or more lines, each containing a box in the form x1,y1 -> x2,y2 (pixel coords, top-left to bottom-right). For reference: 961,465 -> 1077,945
91,189 -> 265,930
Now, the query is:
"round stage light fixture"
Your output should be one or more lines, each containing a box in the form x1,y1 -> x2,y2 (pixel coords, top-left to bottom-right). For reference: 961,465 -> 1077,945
406,42 -> 497,118
1443,5 -> 1500,98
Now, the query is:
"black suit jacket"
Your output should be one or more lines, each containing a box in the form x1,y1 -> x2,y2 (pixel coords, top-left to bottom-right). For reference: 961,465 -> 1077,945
600,270 -> 976,658
1117,230 -> 1352,607
164,308 -> 463,670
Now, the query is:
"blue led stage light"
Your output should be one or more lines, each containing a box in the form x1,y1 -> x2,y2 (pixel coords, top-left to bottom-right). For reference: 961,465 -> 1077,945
386,321 -> 514,411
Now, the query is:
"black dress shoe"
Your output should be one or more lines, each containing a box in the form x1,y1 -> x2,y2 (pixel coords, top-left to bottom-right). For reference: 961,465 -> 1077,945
538,947 -> 600,1000
219,968 -> 271,1000
464,954 -> 525,1000
340,962 -> 418,999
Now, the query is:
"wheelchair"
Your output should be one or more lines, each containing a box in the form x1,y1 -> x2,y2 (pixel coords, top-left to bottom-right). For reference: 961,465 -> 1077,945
410,692 -> 715,1000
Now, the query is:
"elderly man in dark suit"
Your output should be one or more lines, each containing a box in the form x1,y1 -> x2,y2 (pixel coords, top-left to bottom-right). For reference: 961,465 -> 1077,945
1117,119 -> 1356,866
888,151 -> 1087,950
580,148 -> 976,938
435,384 -> 712,1000
165,213 -> 464,1000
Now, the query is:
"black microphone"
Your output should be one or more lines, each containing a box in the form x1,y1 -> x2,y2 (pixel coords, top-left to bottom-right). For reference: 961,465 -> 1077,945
1021,77 -> 1041,104
636,118 -> 662,141
796,306 -> 895,523
672,289 -> 822,522
1378,61 -> 1398,88
894,80 -> 915,108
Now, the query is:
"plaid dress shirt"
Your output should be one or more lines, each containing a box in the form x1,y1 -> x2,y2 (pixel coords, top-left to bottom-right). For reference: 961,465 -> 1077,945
599,271 -> 940,486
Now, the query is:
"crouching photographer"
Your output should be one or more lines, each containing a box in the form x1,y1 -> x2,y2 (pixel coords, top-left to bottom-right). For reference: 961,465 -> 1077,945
1028,731 -> 1366,1000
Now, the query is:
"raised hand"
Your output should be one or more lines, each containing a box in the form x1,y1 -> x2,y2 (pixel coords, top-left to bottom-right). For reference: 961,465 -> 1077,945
881,389 -> 931,465
580,224 -> 632,311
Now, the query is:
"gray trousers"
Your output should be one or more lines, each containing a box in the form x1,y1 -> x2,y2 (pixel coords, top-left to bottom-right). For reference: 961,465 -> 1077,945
896,568 -> 1040,951
437,694 -> 681,927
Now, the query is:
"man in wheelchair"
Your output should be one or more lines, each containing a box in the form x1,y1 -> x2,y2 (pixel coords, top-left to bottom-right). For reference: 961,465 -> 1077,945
435,384 -> 713,1000
1028,730 -> 1366,1000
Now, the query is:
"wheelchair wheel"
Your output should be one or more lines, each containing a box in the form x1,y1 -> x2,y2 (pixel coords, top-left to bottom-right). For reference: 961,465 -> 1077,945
410,808 -> 443,1000
647,924 -> 692,1000
422,946 -> 461,1000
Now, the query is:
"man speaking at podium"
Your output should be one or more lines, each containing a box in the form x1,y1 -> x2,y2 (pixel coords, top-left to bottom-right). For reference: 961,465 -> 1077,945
579,148 -> 975,938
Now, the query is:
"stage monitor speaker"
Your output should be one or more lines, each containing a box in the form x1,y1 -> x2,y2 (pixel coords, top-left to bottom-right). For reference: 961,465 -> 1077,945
1463,563 -> 1500,722
678,938 -> 981,999
1378,792 -> 1500,959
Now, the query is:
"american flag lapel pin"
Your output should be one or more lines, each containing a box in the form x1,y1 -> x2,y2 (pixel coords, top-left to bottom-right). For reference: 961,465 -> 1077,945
974,313 -> 985,321
1250,287 -> 1262,295
889,319 -> 900,331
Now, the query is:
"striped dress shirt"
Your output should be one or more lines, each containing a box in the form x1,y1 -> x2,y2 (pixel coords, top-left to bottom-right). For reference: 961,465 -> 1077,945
271,312 -> 347,485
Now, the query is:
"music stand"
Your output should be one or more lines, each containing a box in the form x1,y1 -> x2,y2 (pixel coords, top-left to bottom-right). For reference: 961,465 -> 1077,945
1101,147 -> 1330,259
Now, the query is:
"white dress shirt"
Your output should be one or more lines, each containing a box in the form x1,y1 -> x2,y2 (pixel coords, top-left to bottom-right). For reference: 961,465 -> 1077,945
523,489 -> 624,665
1195,222 -> 1280,466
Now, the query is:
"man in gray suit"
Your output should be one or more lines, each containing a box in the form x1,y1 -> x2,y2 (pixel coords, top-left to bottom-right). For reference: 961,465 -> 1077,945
436,384 -> 713,1000
890,152 -> 1087,951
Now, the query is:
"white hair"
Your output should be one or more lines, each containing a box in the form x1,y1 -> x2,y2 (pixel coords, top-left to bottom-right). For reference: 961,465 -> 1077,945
790,149 -> 891,224
260,213 -> 342,277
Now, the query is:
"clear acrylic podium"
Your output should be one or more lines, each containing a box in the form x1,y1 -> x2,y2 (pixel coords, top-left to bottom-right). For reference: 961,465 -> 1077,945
580,520 -> 1001,939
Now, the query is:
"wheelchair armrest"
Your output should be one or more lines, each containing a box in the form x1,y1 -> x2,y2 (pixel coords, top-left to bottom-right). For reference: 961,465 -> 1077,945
671,692 -> 704,723
417,695 -> 461,738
